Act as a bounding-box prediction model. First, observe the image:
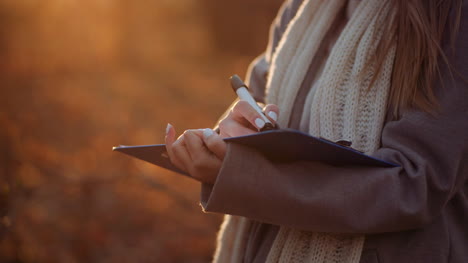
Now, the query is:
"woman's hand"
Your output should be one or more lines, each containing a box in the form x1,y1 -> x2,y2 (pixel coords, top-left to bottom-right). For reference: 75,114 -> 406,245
218,100 -> 279,138
165,125 -> 226,184
164,100 -> 279,184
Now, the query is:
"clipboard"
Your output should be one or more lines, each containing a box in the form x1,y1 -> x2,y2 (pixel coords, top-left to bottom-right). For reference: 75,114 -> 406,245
112,129 -> 399,176
113,129 -> 398,177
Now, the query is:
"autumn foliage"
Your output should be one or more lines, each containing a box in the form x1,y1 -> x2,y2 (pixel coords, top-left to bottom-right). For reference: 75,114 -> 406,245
0,0 -> 282,262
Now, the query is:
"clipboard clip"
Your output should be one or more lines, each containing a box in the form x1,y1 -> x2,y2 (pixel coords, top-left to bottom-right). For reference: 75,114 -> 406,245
319,137 -> 364,153
335,140 -> 352,147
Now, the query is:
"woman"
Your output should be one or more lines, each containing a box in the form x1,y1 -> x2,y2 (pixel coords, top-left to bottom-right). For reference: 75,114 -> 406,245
166,0 -> 467,262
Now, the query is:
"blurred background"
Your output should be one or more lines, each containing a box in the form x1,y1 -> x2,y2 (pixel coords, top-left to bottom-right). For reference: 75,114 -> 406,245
0,0 -> 283,262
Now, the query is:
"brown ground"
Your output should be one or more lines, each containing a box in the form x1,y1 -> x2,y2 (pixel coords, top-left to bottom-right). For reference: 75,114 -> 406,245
0,0 -> 283,262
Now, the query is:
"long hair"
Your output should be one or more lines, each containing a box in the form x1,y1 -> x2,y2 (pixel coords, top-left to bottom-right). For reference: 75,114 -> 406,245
373,0 -> 463,118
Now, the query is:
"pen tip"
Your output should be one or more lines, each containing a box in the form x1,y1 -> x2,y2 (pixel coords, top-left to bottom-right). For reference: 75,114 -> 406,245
230,74 -> 247,92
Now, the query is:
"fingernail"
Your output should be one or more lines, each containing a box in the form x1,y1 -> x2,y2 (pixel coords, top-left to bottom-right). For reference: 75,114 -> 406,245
203,128 -> 214,139
255,118 -> 265,129
267,111 -> 278,122
166,123 -> 172,134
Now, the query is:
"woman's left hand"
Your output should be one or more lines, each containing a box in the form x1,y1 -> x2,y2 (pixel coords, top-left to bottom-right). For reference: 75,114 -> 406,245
165,124 -> 226,184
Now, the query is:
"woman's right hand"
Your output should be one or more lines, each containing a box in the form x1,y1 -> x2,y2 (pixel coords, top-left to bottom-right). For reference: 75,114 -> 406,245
217,100 -> 280,138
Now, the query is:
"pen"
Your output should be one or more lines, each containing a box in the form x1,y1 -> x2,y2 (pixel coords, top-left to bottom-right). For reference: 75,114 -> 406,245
229,74 -> 276,132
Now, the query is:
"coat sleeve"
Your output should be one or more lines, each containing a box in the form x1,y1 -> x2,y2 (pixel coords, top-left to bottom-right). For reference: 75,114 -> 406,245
201,1 -> 468,234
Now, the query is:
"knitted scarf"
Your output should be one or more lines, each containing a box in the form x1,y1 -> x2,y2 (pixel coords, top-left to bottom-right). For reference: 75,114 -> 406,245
213,0 -> 396,262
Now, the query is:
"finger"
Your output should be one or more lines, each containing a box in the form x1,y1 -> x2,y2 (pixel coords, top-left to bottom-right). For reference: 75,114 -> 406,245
171,136 -> 192,171
164,124 -> 190,171
176,129 -> 203,144
183,130 -> 209,160
165,123 -> 185,170
202,128 -> 227,159
232,100 -> 269,130
263,104 -> 279,124
218,118 -> 257,138
165,123 -> 176,158
184,131 -> 222,184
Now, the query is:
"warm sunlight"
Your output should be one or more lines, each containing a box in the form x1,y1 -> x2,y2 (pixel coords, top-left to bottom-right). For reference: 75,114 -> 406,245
0,0 -> 282,262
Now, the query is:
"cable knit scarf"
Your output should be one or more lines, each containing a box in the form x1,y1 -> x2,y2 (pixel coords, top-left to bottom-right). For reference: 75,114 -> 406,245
213,0 -> 396,262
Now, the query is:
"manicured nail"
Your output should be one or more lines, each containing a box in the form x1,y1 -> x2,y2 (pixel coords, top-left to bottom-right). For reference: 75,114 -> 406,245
203,128 -> 214,139
255,118 -> 265,129
166,123 -> 172,134
267,111 -> 278,122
